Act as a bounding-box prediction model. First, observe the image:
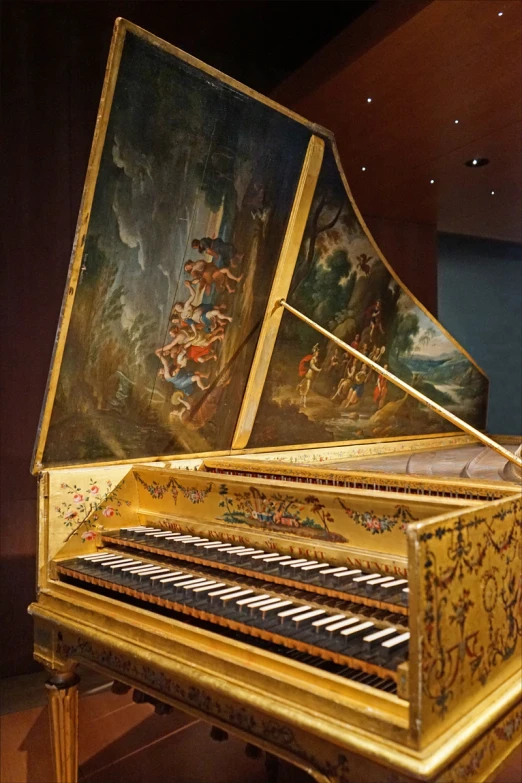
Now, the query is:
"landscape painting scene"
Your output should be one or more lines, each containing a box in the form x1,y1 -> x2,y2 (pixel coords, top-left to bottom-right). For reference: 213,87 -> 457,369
250,147 -> 488,448
42,31 -> 311,465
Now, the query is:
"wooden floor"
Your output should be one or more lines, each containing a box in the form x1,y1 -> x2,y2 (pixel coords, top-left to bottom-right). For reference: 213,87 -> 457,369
1,672 -> 520,783
0,672 -> 312,783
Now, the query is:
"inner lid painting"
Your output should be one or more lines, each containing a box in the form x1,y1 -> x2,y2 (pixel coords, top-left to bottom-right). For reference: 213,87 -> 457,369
33,19 -> 488,471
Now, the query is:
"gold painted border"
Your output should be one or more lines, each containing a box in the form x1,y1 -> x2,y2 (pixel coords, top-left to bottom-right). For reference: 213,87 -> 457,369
32,19 -> 127,474
232,135 -> 325,449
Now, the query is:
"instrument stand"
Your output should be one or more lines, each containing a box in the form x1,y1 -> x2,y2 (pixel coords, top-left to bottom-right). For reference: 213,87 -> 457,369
45,668 -> 80,783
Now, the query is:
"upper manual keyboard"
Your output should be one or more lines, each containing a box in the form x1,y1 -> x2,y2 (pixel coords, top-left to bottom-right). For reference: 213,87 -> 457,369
101,526 -> 409,615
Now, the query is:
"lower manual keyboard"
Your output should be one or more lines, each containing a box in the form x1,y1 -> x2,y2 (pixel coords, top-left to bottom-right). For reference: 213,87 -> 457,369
102,526 -> 409,616
57,550 -> 410,687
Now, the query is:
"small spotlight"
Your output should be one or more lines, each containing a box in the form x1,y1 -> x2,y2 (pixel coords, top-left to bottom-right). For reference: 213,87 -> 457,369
367,97 -> 372,103
465,157 -> 489,167
498,11 -> 503,16
491,190 -> 495,195
430,179 -> 435,184
361,166 -> 366,171
454,119 -> 459,124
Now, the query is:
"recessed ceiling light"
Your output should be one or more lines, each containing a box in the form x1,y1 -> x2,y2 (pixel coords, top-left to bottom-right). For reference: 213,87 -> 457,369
454,119 -> 459,124
367,97 -> 372,103
465,157 -> 489,167
361,166 -> 366,171
491,190 -> 495,195
430,179 -> 435,184
498,11 -> 503,16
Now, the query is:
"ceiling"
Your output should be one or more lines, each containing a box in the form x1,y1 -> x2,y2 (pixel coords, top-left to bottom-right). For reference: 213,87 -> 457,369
272,0 -> 522,243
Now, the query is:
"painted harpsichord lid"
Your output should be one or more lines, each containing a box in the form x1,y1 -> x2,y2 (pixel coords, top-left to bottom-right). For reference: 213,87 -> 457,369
32,18 -> 488,473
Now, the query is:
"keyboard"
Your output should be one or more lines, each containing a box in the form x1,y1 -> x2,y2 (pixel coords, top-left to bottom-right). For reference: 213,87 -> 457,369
57,527 -> 411,692
101,526 -> 409,614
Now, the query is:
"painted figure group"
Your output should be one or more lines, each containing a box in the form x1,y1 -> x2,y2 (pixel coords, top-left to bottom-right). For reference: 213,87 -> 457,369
297,298 -> 389,411
155,236 -> 244,421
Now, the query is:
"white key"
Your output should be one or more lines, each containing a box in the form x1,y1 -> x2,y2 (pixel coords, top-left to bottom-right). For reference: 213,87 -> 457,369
278,605 -> 311,618
225,547 -> 256,555
289,559 -> 316,569
99,557 -> 130,566
236,549 -> 265,557
108,559 -> 137,569
311,613 -> 346,628
279,559 -> 308,568
87,554 -> 124,562
79,552 -> 113,560
121,526 -> 145,532
352,573 -> 380,583
383,579 -> 408,589
161,535 -> 191,544
135,566 -> 165,576
220,589 -> 253,602
333,569 -> 362,578
251,552 -> 273,560
156,532 -> 184,538
195,541 -> 224,549
182,579 -> 216,590
247,597 -> 282,610
208,586 -> 243,598
293,609 -> 325,624
170,576 -> 208,588
257,553 -> 284,561
159,573 -> 195,584
171,535 -> 200,543
175,577 -> 209,589
236,593 -> 271,607
319,566 -> 349,575
261,555 -> 292,563
145,530 -> 173,537
382,632 -> 410,649
120,561 -> 144,572
131,527 -> 157,533
126,565 -> 160,575
150,570 -> 184,581
300,563 -> 329,572
141,568 -> 171,578
402,588 -> 409,593
218,545 -> 247,553
340,621 -> 374,637
363,627 -> 397,643
192,582 -> 226,593
259,600 -> 292,616
325,617 -> 360,633
366,576 -> 397,586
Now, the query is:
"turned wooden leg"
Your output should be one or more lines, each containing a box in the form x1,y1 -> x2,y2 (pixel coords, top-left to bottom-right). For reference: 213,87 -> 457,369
45,669 -> 80,783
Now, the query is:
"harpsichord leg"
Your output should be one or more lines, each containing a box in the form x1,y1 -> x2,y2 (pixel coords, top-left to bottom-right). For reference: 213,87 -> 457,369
45,668 -> 80,783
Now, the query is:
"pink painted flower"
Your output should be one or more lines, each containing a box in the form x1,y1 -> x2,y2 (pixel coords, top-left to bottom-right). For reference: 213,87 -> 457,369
90,485 -> 99,495
81,531 -> 96,541
64,510 -> 78,520
61,483 -> 67,489
73,493 -> 83,503
102,506 -> 115,517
